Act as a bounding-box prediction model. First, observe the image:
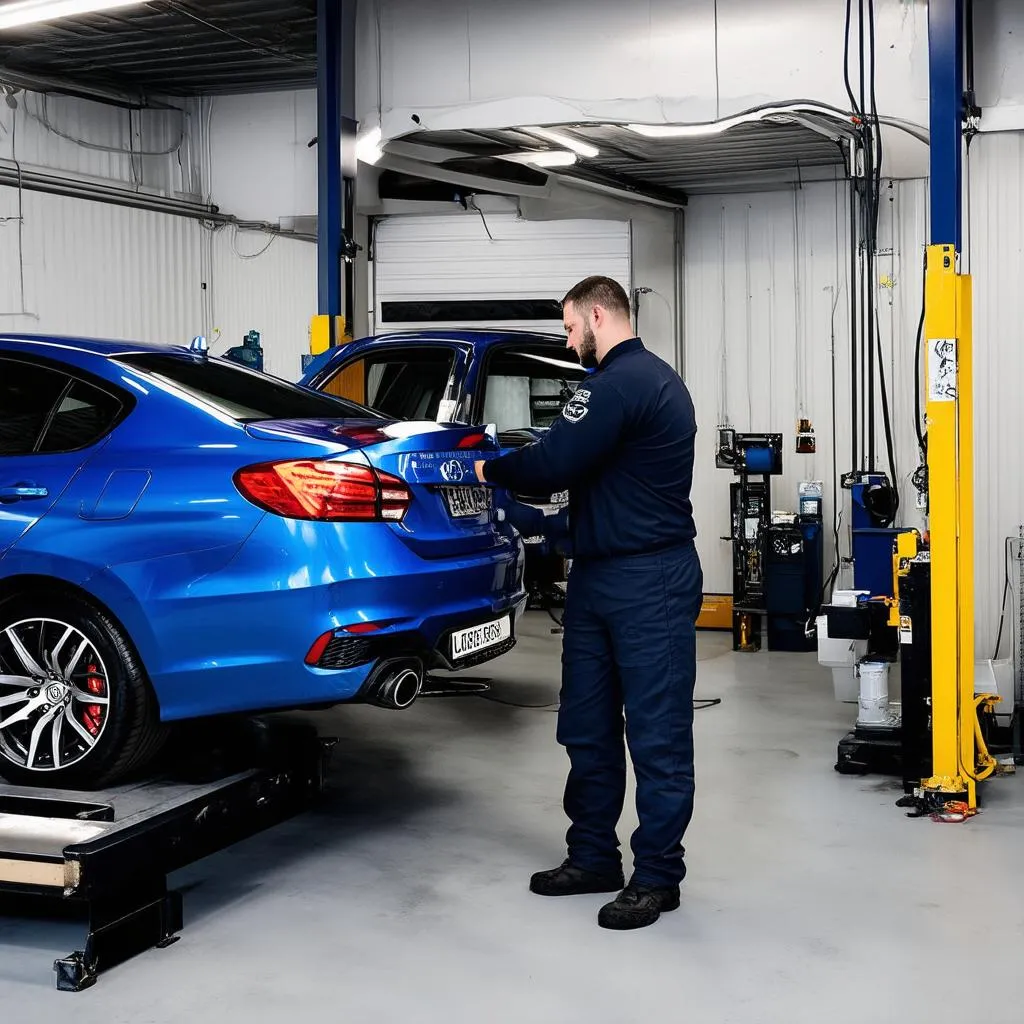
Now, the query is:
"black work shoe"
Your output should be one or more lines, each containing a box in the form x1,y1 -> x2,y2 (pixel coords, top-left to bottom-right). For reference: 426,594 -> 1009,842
597,883 -> 680,930
529,859 -> 625,897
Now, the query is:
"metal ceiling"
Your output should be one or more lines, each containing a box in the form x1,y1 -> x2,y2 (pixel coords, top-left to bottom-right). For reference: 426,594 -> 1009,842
563,123 -> 847,194
0,0 -> 317,99
0,1 -> 847,199
395,121 -> 850,205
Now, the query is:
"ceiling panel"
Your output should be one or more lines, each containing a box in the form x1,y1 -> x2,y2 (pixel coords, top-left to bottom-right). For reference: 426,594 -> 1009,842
0,2 -> 849,198
0,1 -> 317,97
401,120 -> 849,203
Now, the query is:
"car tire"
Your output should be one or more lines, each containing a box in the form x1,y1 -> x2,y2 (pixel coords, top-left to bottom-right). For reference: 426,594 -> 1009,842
0,591 -> 166,789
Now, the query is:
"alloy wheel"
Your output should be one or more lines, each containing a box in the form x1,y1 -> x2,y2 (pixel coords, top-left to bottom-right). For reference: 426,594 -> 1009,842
0,617 -> 111,772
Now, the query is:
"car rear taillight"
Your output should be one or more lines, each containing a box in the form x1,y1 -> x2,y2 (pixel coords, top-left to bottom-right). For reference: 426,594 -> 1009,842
457,432 -> 487,449
234,459 -> 411,522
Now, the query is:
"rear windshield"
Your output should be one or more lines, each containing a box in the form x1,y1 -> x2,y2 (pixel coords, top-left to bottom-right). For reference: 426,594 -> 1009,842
118,353 -> 383,423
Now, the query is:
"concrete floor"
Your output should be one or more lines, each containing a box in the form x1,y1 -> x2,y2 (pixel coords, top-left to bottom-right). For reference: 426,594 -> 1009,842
2,611 -> 1023,1022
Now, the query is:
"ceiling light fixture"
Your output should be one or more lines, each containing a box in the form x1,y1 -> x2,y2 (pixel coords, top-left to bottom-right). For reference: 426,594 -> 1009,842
0,0 -> 146,30
627,105 -> 813,139
524,126 -> 599,158
501,149 -> 578,168
355,126 -> 383,165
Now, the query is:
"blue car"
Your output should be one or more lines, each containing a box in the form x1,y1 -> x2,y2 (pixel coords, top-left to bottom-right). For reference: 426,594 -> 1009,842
300,329 -> 590,593
300,328 -> 589,460
0,334 -> 527,788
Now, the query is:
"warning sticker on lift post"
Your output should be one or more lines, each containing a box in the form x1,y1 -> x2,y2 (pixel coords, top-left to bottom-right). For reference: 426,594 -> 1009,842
899,615 -> 913,645
928,338 -> 958,402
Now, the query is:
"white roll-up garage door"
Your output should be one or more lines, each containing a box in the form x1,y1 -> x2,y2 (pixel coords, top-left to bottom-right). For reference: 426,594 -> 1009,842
372,212 -> 632,332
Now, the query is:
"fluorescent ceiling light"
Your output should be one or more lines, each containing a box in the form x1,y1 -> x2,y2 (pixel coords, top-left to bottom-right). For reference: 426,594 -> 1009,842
627,106 -> 809,139
355,126 -> 383,165
0,0 -> 145,30
501,149 -> 578,168
524,127 -> 599,158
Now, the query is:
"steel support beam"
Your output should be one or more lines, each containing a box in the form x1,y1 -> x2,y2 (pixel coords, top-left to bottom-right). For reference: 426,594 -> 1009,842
922,0 -> 979,808
317,0 -> 344,329
928,0 -> 963,250
316,0 -> 357,351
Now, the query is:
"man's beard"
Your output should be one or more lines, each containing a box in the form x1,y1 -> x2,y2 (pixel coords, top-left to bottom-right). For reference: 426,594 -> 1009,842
578,322 -> 599,369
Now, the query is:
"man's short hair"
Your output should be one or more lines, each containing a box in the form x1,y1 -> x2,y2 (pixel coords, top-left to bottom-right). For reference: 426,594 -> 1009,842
562,276 -> 631,320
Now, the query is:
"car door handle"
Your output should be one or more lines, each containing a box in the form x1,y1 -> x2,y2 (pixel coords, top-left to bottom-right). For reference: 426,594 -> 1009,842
0,485 -> 49,502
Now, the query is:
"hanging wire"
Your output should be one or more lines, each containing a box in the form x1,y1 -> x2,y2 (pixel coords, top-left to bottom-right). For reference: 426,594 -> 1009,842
229,224 -> 277,260
26,93 -> 187,157
744,203 -> 753,429
793,184 -> 805,418
717,205 -> 730,425
0,107 -> 38,319
767,219 -> 776,429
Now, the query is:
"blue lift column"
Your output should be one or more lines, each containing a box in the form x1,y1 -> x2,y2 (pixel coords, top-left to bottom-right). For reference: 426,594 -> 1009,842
314,0 -> 357,356
928,0 -> 963,249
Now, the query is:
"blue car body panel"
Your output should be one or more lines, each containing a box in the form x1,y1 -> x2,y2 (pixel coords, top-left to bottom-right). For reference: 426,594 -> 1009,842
0,334 -> 527,722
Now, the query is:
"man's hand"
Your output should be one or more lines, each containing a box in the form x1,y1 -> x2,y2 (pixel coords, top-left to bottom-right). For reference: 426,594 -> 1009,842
474,460 -> 488,484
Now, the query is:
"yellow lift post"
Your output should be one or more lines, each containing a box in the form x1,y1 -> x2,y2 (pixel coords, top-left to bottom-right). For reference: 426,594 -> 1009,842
919,245 -> 979,808
916,2 -> 995,812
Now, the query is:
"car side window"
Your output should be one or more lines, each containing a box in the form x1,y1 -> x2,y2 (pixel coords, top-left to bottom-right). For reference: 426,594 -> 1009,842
321,346 -> 457,421
36,380 -> 123,454
0,359 -> 70,456
479,346 -> 588,437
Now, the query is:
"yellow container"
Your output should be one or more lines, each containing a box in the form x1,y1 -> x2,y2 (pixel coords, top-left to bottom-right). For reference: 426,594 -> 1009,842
697,594 -> 732,631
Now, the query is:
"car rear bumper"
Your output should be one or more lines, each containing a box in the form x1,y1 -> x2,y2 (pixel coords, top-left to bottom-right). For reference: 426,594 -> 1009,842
132,518 -> 527,721
314,605 -> 520,673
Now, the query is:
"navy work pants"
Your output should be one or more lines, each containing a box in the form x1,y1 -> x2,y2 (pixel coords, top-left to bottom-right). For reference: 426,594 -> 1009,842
557,542 -> 703,889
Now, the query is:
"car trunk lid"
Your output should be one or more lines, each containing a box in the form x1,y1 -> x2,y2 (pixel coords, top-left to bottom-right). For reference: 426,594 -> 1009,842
243,418 -> 509,559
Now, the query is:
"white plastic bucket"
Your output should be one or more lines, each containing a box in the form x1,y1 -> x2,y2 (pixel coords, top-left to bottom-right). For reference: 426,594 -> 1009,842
857,660 -> 890,725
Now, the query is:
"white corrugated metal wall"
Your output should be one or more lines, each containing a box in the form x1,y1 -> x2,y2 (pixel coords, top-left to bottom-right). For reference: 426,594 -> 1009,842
966,132 -> 1024,660
683,178 -> 929,614
2,96 -> 198,196
0,188 -> 203,340
208,223 -> 316,380
1,93 -> 315,382
0,186 -> 315,381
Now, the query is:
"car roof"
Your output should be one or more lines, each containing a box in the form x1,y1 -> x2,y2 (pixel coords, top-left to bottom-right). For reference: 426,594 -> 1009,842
0,329 -> 570,363
0,333 -> 192,358
359,328 -> 566,346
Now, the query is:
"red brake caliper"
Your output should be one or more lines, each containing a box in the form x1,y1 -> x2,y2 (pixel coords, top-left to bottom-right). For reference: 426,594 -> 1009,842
83,663 -> 105,736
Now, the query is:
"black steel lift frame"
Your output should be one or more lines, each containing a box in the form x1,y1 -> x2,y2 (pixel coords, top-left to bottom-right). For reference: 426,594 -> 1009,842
0,718 -> 335,992
0,675 -> 491,992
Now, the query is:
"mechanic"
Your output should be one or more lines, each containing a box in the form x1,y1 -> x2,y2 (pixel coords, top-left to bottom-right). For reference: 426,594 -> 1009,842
474,275 -> 702,931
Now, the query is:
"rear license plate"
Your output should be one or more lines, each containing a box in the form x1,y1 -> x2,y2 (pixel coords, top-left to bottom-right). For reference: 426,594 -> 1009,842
451,615 -> 511,661
441,485 -> 490,517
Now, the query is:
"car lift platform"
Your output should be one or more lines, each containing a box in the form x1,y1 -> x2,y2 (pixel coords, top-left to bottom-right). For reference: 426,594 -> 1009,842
0,717 -> 335,992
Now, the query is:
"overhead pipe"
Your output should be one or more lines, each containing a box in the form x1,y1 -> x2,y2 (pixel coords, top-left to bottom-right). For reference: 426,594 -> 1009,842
0,161 -> 315,240
0,65 -> 180,111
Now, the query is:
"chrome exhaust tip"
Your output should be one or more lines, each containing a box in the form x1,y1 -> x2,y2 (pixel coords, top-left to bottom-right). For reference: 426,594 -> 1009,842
369,662 -> 423,710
